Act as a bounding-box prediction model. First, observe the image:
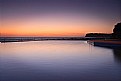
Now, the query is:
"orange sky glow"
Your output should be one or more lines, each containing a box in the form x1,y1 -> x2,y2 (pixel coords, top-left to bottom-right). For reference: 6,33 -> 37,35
0,14 -> 115,37
0,0 -> 120,37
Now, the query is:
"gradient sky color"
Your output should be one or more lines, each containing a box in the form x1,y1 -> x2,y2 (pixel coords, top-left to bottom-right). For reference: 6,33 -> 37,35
0,0 -> 121,36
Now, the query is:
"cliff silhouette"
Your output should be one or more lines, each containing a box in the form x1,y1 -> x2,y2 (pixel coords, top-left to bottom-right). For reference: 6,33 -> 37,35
85,22 -> 121,39
85,33 -> 112,38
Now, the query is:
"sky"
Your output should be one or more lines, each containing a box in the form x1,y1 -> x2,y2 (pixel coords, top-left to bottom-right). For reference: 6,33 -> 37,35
0,0 -> 121,37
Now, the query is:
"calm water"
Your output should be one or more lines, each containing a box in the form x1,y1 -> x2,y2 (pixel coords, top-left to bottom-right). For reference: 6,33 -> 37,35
0,41 -> 121,81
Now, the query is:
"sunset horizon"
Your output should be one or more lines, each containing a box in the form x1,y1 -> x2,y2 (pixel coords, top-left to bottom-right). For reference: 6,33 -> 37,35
0,0 -> 121,81
0,0 -> 120,37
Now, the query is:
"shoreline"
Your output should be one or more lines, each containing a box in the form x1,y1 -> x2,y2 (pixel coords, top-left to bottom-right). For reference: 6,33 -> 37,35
87,39 -> 121,48
0,37 -> 107,43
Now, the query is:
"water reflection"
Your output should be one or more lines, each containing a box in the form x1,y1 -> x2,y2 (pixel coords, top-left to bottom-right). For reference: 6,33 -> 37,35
113,48 -> 121,64
93,45 -> 121,64
0,41 -> 121,81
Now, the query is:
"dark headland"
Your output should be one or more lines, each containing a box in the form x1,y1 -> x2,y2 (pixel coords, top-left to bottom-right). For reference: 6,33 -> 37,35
86,22 -> 121,48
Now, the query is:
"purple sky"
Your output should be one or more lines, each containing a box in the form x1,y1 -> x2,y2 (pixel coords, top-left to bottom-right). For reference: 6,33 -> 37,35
0,0 -> 121,36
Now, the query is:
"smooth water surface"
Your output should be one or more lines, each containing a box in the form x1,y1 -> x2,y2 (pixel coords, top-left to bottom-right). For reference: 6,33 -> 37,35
0,41 -> 121,81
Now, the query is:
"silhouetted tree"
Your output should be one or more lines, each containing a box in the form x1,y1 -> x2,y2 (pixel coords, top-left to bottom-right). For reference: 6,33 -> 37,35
112,22 -> 121,39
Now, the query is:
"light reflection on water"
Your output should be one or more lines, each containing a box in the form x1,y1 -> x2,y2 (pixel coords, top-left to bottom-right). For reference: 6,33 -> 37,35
0,41 -> 121,81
